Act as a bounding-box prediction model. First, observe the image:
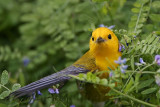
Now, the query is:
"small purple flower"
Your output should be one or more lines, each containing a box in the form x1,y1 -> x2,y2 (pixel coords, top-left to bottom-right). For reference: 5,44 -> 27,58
155,55 -> 160,66
99,24 -> 115,29
120,65 -> 128,73
70,105 -> 75,107
37,90 -> 42,95
121,65 -> 128,69
29,92 -> 36,104
99,24 -> 105,27
109,72 -> 113,77
107,25 -> 115,29
121,58 -> 127,64
140,58 -> 146,64
55,88 -> 59,94
23,57 -> 30,66
119,45 -> 122,52
155,75 -> 160,86
48,88 -> 55,94
29,98 -> 34,104
122,45 -> 125,50
48,88 -> 59,94
120,67 -> 126,73
119,44 -> 125,52
33,93 -> 36,99
135,58 -> 146,66
115,57 -> 127,64
115,57 -> 121,64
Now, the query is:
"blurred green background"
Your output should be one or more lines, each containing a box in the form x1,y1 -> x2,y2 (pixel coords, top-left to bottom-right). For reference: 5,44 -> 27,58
0,0 -> 159,106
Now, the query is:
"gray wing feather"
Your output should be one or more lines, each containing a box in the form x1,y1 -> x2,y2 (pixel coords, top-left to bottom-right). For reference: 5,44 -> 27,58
9,66 -> 88,98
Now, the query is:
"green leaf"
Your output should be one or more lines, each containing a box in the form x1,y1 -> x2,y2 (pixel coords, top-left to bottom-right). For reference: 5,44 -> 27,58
0,91 -> 10,99
148,35 -> 156,44
137,24 -> 143,29
133,2 -> 141,8
1,70 -> 9,85
142,45 -> 147,53
145,45 -> 152,54
124,77 -> 134,93
131,8 -> 140,13
121,101 -> 130,105
141,88 -> 157,94
156,90 -> 160,99
144,34 -> 152,44
151,46 -> 157,54
86,72 -> 92,81
152,36 -> 159,45
12,83 -> 21,92
108,83 -> 115,88
138,79 -> 154,90
135,29 -> 142,34
100,79 -> 108,86
78,73 -> 86,79
95,77 -> 100,83
140,0 -> 149,4
135,73 -> 141,92
152,1 -> 160,9
149,14 -> 160,22
0,103 -> 7,107
19,71 -> 25,86
131,55 -> 134,70
143,6 -> 150,11
55,100 -> 66,107
139,17 -> 146,23
92,0 -> 107,2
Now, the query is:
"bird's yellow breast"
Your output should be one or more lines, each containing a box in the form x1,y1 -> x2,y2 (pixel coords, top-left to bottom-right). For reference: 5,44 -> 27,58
95,51 -> 121,79
96,52 -> 121,71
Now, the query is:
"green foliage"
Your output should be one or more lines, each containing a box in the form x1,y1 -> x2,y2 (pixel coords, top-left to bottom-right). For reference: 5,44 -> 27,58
71,72 -> 109,86
128,0 -> 151,36
0,70 -> 21,99
0,0 -> 160,107
0,46 -> 21,62
1,70 -> 8,85
12,84 -> 21,92
141,87 -> 157,94
0,0 -> 21,31
136,33 -> 160,54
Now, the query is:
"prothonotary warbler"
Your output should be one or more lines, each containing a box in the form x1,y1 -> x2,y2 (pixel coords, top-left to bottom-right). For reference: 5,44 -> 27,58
9,27 -> 122,106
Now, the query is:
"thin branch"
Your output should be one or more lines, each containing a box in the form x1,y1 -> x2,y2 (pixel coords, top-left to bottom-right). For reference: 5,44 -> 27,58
110,87 -> 159,107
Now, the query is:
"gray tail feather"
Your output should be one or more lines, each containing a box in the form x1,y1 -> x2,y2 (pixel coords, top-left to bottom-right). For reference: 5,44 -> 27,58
9,66 -> 88,98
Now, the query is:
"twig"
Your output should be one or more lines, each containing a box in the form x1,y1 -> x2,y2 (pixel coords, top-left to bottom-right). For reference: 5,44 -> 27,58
110,87 -> 159,107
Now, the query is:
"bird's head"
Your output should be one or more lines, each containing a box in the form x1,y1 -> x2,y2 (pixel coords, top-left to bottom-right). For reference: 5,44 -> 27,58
89,27 -> 119,56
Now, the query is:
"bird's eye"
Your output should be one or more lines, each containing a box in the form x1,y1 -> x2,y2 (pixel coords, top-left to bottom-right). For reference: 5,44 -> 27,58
92,37 -> 94,41
108,34 -> 112,39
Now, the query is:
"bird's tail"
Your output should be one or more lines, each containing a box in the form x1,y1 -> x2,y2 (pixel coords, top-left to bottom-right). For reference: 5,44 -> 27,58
9,66 -> 88,98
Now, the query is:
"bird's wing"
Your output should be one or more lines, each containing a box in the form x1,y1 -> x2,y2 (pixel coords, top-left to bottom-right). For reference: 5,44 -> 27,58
9,66 -> 89,98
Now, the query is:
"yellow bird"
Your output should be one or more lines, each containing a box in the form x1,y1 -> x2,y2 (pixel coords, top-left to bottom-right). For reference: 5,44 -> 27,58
10,27 -> 121,106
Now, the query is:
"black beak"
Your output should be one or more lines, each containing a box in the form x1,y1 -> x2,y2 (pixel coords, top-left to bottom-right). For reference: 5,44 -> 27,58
96,37 -> 106,43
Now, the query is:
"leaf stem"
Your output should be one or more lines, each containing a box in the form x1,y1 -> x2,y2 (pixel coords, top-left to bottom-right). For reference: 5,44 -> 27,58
140,63 -> 155,72
1,84 -> 10,91
126,70 -> 159,74
110,87 -> 159,107
134,2 -> 144,34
